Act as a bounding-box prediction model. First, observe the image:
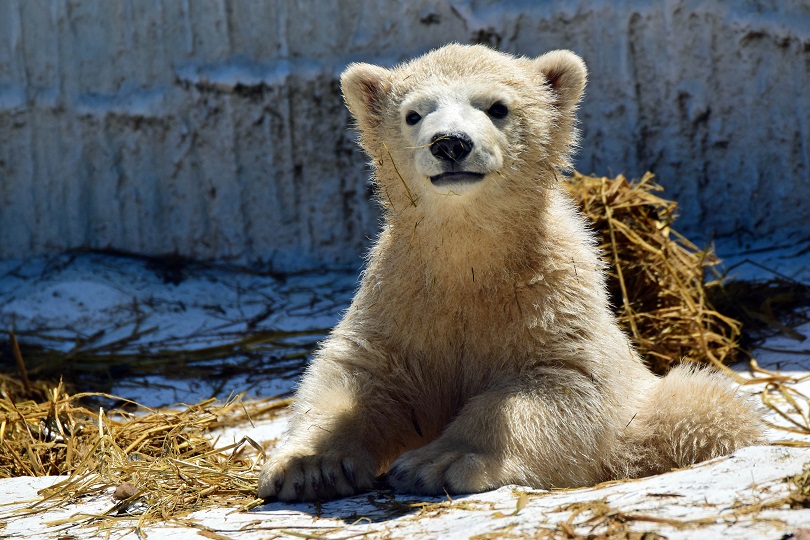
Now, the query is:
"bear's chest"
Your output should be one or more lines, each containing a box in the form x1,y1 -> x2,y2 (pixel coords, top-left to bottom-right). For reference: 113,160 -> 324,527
387,281 -> 546,367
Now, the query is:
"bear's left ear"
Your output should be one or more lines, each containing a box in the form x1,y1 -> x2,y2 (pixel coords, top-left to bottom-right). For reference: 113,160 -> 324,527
341,63 -> 392,130
532,50 -> 587,111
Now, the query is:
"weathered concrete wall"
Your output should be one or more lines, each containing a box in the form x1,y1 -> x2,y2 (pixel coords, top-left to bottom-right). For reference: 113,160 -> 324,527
1,1 -> 808,270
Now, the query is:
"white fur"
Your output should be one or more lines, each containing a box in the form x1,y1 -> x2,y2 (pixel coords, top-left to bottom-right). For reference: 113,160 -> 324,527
257,44 -> 763,502
403,83 -> 507,187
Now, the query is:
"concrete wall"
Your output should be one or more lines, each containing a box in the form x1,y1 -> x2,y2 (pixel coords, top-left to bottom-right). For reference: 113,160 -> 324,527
1,1 -> 808,270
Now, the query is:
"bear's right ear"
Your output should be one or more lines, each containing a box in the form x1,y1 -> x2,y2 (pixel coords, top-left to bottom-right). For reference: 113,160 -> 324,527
340,63 -> 391,130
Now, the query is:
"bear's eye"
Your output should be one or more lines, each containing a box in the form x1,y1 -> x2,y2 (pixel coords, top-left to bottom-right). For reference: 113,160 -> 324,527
487,102 -> 509,119
405,111 -> 422,125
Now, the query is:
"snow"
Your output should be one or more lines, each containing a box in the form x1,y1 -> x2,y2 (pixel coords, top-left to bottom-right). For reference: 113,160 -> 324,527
0,240 -> 808,539
0,252 -> 357,405
2,447 -> 809,539
714,236 -> 810,284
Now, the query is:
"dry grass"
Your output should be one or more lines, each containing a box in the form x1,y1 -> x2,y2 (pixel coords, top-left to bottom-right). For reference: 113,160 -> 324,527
0,378 -> 288,535
566,172 -> 741,375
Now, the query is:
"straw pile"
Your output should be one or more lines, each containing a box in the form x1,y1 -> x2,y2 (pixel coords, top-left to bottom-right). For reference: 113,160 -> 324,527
565,172 -> 741,374
0,379 -> 286,534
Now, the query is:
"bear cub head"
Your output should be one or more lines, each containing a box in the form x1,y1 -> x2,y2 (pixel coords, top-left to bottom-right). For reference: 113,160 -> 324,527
341,44 -> 587,212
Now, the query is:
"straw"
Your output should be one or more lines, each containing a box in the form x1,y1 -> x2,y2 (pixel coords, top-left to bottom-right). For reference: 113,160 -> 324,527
565,172 -> 741,375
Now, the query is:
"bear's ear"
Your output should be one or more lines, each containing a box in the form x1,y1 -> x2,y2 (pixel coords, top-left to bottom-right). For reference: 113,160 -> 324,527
341,63 -> 391,130
532,50 -> 587,111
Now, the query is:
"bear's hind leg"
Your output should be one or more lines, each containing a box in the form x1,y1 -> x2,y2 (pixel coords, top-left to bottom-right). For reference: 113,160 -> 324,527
611,364 -> 764,480
388,370 -> 615,494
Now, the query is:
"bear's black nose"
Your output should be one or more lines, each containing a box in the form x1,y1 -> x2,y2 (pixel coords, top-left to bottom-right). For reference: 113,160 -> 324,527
430,133 -> 474,162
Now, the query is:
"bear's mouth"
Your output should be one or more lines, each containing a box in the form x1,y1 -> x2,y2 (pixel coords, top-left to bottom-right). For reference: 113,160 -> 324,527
429,172 -> 485,187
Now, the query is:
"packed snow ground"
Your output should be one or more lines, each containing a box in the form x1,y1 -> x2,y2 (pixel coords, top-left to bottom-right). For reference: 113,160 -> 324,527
0,237 -> 809,539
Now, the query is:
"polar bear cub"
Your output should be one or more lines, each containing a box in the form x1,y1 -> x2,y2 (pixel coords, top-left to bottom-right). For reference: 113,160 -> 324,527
257,44 -> 762,501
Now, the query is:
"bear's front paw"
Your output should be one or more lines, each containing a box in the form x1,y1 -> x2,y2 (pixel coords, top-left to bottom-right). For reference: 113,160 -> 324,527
387,443 -> 497,495
258,452 -> 375,502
